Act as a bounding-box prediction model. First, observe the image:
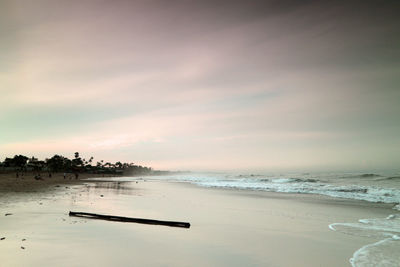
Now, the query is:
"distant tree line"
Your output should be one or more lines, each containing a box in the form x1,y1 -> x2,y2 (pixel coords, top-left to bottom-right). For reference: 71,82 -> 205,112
0,153 -> 153,176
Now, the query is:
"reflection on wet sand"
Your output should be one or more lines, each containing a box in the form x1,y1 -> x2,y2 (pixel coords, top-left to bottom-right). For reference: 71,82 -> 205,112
82,181 -> 142,196
1,179 -> 393,267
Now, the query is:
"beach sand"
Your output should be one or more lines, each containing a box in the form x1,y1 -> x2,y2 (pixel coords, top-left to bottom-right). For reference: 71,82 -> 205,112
0,172 -> 106,193
0,176 -> 395,266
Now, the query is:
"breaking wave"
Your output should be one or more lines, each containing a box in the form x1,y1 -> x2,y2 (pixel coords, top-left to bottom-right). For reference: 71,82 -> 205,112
134,172 -> 400,209
376,176 -> 400,181
340,173 -> 382,179
95,171 -> 400,209
330,215 -> 400,267
91,171 -> 400,266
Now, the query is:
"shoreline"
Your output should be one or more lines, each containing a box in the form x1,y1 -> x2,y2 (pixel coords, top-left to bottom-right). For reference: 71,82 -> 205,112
83,176 -> 400,211
1,172 -> 397,216
202,182 -> 399,211
1,172 -> 397,215
1,175 -> 398,266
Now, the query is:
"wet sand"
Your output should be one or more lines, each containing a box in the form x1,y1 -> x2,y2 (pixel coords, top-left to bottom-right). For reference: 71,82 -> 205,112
0,172 -> 95,193
0,178 -> 395,266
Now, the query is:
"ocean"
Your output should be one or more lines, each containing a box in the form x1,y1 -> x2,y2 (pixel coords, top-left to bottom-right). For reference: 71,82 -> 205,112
98,171 -> 400,209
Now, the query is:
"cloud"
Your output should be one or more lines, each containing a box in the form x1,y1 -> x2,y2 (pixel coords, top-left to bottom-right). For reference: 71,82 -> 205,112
1,0 -> 400,170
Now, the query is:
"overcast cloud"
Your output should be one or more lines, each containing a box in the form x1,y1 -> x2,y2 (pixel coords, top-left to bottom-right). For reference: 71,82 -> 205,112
1,0 -> 400,171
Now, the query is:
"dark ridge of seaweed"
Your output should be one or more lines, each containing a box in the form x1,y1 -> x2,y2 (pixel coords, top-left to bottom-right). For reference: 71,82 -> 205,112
303,179 -> 318,183
336,188 -> 368,193
360,173 -> 381,178
290,178 -> 319,183
270,178 -> 320,183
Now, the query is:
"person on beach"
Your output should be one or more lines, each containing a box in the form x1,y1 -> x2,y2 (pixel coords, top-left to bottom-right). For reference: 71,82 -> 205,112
63,173 -> 66,179
75,173 -> 79,179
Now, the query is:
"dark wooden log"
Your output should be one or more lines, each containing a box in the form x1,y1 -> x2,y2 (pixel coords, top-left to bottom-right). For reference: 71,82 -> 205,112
69,211 -> 190,228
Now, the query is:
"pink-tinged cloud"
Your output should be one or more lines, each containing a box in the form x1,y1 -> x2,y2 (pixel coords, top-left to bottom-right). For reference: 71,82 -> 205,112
1,0 -> 400,171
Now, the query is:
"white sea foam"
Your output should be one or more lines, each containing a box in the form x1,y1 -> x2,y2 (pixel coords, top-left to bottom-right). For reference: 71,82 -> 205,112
89,172 -> 400,265
162,172 -> 400,266
330,215 -> 400,267
350,238 -> 400,267
191,177 -> 400,208
90,172 -> 400,208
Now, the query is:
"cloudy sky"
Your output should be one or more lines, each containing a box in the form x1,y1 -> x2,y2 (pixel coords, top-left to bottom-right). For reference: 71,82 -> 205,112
1,0 -> 399,171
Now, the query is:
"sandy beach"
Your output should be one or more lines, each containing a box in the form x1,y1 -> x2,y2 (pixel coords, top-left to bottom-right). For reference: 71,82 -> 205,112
0,173 -> 111,193
0,174 -> 396,267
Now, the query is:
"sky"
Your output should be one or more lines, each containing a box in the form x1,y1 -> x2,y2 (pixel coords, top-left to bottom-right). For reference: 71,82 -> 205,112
1,0 -> 400,172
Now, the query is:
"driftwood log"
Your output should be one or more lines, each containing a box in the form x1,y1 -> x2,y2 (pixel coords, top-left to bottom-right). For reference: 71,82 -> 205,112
69,211 -> 190,228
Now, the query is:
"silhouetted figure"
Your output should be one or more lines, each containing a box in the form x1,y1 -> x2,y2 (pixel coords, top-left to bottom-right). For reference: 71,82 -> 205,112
75,173 -> 79,179
48,173 -> 52,178
64,173 -> 66,179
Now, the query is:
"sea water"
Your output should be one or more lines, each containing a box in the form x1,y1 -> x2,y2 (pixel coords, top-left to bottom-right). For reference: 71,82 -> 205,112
102,172 -> 400,208
96,171 -> 400,266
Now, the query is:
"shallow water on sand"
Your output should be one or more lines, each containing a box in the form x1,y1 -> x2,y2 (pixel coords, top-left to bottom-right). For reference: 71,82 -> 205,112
0,178 -> 397,266
93,172 -> 400,267
330,215 -> 400,266
0,182 -> 160,267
